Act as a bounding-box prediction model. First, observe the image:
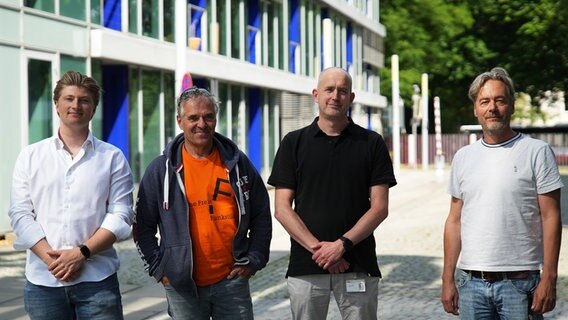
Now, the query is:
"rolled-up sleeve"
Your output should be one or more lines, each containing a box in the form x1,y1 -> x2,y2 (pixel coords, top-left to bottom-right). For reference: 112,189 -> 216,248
101,151 -> 134,241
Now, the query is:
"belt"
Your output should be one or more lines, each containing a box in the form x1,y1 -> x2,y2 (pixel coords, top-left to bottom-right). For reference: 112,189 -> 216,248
465,270 -> 531,282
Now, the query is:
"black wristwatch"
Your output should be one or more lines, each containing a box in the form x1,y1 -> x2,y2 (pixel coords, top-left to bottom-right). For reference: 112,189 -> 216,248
79,244 -> 91,259
339,236 -> 354,252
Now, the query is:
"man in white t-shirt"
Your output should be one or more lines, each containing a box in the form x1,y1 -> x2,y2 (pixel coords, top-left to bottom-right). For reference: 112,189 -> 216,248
440,67 -> 563,319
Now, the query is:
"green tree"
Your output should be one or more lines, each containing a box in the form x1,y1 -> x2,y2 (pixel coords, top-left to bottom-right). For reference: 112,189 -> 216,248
466,0 -> 568,106
380,0 -> 568,132
380,0 -> 492,132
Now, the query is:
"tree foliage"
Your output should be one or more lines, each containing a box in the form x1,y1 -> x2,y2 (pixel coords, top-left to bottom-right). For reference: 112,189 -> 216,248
380,0 -> 568,132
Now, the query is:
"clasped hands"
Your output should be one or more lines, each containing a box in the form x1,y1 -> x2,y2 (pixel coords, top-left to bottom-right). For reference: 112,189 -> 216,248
311,240 -> 349,274
45,247 -> 86,282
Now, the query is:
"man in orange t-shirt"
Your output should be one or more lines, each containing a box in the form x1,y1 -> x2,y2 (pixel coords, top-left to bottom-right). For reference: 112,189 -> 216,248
134,87 -> 272,320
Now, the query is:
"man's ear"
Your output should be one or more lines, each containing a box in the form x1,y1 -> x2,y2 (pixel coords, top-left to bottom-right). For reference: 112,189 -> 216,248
312,88 -> 318,101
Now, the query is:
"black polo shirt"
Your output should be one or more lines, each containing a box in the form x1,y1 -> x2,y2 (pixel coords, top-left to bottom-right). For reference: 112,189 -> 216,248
268,117 -> 397,277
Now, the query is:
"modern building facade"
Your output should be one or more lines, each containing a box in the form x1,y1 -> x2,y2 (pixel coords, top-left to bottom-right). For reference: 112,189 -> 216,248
0,0 -> 387,233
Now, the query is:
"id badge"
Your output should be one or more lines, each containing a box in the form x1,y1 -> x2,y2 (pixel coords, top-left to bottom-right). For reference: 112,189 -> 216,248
346,279 -> 366,293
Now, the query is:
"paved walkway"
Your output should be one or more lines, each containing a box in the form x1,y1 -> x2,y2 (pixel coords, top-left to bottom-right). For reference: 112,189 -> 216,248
1,168 -> 567,319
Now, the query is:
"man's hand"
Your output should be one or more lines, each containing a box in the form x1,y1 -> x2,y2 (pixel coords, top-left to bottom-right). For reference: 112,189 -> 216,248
327,258 -> 350,274
46,247 -> 85,282
440,280 -> 459,315
311,240 -> 344,269
531,277 -> 557,314
227,266 -> 255,279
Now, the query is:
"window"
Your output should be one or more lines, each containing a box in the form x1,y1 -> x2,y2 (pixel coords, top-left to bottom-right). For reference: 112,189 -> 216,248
25,0 -> 87,21
91,0 -> 101,24
142,0 -> 159,39
24,0 -> 55,13
188,4 -> 207,50
129,0 -> 138,34
142,70 -> 161,171
163,72 -> 176,143
90,60 -> 103,139
60,0 -> 85,21
164,0 -> 175,42
27,59 -> 53,144
128,69 -> 141,181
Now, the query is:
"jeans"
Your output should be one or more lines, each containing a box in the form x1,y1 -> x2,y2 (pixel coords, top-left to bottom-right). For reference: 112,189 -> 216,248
456,269 -> 543,320
164,277 -> 253,320
23,273 -> 123,320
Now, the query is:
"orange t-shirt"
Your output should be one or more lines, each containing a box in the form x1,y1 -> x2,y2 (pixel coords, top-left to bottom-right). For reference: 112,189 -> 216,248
182,146 -> 238,286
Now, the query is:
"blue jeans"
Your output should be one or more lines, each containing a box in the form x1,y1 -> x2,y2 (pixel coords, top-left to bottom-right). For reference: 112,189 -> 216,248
456,269 -> 543,320
164,277 -> 253,320
24,273 -> 123,320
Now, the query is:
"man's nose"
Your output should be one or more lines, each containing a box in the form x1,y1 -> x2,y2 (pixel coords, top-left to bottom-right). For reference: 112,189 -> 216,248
196,116 -> 207,126
330,89 -> 338,99
70,98 -> 80,108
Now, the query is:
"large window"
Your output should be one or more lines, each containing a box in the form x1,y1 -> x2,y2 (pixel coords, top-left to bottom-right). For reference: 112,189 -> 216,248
28,59 -> 53,144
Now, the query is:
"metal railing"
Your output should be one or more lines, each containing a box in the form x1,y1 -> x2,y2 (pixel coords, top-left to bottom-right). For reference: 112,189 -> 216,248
387,133 -> 568,167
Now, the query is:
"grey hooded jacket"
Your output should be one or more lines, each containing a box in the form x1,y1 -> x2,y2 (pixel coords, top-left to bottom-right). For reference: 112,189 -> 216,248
133,132 -> 272,294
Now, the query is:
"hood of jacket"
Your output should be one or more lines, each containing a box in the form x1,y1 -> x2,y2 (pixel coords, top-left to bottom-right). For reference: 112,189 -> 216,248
159,132 -> 241,210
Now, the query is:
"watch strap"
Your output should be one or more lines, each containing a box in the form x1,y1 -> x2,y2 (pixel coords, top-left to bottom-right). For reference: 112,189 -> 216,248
79,244 -> 91,259
339,236 -> 354,252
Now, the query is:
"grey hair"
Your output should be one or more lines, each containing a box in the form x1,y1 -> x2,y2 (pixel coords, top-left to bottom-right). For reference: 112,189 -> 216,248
176,87 -> 220,116
468,67 -> 515,104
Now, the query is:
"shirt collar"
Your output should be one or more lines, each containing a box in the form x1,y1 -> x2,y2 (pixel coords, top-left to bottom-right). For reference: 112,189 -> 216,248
53,131 -> 95,151
309,117 -> 355,137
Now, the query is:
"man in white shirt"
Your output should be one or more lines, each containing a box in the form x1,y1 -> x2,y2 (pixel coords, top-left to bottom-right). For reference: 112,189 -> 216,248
9,71 -> 134,320
441,67 -> 563,319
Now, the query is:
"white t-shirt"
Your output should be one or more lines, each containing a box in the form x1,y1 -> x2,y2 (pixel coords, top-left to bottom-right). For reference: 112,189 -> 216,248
449,133 -> 563,271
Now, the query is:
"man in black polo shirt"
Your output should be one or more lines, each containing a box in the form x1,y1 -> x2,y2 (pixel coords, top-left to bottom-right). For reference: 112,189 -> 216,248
268,67 -> 397,320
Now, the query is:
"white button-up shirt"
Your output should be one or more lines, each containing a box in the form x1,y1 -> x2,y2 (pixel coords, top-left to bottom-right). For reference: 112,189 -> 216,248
9,133 -> 134,287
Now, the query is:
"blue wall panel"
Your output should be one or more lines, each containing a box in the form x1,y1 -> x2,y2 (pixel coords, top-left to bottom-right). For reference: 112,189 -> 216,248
248,88 -> 262,171
103,0 -> 121,31
102,65 -> 130,160
289,0 -> 300,73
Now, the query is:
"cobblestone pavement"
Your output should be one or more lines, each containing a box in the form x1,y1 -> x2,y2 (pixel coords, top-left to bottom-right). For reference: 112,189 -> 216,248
1,169 -> 568,320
